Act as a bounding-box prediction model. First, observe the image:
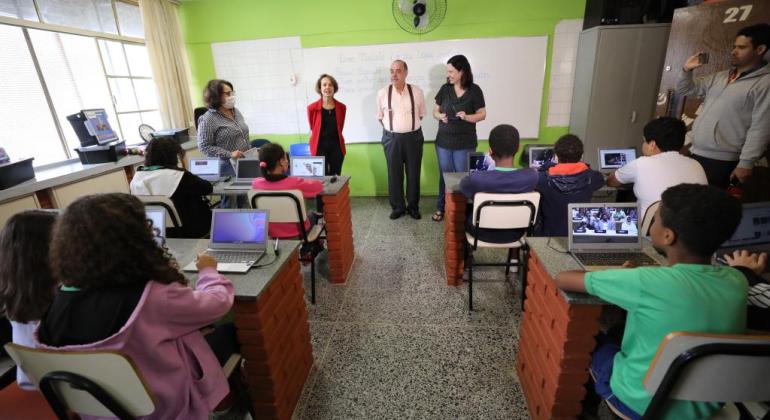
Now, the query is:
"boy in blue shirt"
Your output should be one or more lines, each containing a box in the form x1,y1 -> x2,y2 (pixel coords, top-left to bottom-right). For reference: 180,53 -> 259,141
459,124 -> 537,243
554,184 -> 747,419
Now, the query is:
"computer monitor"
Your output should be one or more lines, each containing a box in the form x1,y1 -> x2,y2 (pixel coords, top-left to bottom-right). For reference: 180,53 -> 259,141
145,206 -> 166,246
721,202 -> 770,248
528,146 -> 556,169
290,156 -> 325,178
81,109 -> 119,145
235,159 -> 262,180
569,203 -> 640,246
467,152 -> 491,173
598,148 -> 637,170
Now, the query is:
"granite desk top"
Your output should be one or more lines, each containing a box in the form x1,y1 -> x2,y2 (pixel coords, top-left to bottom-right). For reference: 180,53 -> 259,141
212,175 -> 350,196
526,236 -> 667,305
167,238 -> 301,301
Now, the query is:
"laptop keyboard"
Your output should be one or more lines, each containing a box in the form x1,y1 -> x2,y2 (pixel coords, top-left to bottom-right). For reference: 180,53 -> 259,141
574,252 -> 658,267
205,250 -> 262,263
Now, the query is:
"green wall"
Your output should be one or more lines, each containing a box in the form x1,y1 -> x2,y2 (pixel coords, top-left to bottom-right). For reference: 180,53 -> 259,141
177,0 -> 586,197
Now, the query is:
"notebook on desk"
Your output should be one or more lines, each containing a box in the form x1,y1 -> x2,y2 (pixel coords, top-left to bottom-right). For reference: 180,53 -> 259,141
716,201 -> 770,261
290,156 -> 325,180
568,202 -> 658,271
224,158 -> 262,190
189,158 -> 227,183
598,148 -> 637,172
182,209 -> 268,273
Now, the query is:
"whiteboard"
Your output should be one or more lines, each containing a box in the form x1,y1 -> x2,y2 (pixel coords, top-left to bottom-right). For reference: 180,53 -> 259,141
212,36 -> 548,143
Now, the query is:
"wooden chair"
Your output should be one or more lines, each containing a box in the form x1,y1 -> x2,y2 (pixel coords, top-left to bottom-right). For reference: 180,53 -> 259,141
465,192 -> 540,311
249,189 -> 326,304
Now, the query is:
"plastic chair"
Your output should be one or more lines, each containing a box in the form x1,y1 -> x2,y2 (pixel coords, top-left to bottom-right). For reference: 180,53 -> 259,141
249,189 -> 325,304
640,200 -> 661,237
639,332 -> 770,419
289,143 -> 311,157
134,195 -> 181,229
465,192 -> 540,311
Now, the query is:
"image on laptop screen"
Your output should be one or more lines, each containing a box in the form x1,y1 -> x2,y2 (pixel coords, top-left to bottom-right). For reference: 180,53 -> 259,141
467,152 -> 490,173
571,205 -> 639,244
599,148 -> 637,170
190,158 -> 219,177
145,206 -> 166,246
82,109 -> 119,145
236,159 -> 262,179
291,156 -> 325,177
721,202 -> 770,248
529,147 -> 556,169
211,211 -> 267,245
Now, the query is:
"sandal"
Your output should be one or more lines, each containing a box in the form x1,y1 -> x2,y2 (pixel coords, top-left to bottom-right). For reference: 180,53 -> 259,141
431,210 -> 444,222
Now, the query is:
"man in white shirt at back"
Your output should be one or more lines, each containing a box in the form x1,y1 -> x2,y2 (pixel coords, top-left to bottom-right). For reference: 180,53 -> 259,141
607,117 -> 707,218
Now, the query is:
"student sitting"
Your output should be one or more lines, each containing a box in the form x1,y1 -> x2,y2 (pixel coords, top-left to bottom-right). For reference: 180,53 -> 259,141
0,210 -> 58,390
459,124 -> 538,243
36,193 -> 236,419
607,117 -> 707,218
554,184 -> 746,419
534,134 -> 603,236
251,143 -> 324,239
130,137 -> 213,238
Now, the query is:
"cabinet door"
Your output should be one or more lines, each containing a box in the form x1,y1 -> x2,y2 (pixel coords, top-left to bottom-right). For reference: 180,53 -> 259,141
51,170 -> 130,208
625,25 -> 670,145
0,195 -> 40,227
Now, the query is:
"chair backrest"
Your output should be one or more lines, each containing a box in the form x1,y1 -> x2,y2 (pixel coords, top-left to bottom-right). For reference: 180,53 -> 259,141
248,189 -> 308,237
642,332 -> 770,417
4,343 -> 155,418
289,143 -> 311,157
134,195 -> 181,228
194,107 -> 208,130
471,192 -> 540,231
640,200 -> 660,236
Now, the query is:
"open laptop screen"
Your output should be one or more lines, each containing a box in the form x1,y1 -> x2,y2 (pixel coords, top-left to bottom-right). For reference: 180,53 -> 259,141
721,202 -> 770,248
211,210 -> 267,245
190,158 -> 219,177
599,148 -> 637,170
236,159 -> 262,179
529,147 -> 556,169
570,204 -> 639,245
145,206 -> 166,246
290,156 -> 325,177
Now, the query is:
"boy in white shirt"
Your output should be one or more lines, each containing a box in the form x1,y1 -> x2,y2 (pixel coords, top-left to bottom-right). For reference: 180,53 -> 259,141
607,117 -> 707,218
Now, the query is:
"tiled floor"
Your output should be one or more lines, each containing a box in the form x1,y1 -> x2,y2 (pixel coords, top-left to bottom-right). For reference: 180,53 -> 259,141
292,197 -> 529,419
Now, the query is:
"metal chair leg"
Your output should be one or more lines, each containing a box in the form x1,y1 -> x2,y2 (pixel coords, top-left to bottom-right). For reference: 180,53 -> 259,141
468,252 -> 474,312
310,256 -> 316,304
520,246 -> 528,311
505,248 -> 513,277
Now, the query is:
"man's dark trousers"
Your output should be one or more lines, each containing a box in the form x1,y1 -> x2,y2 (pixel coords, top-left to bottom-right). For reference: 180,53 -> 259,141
382,129 -> 424,212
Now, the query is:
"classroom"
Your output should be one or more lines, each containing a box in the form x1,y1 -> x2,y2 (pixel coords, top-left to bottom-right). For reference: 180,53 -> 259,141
0,0 -> 769,419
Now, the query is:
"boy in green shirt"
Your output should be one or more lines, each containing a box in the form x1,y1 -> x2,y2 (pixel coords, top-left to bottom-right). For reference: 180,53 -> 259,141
555,184 -> 747,419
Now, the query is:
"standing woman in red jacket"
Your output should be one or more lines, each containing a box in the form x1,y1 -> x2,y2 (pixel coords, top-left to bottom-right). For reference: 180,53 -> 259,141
308,74 -> 346,175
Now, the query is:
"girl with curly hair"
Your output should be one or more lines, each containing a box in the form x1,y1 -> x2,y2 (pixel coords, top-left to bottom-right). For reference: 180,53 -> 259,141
36,193 -> 235,419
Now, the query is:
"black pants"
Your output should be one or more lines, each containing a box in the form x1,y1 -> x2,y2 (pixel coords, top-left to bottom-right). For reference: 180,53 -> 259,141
382,129 -> 424,212
316,138 -> 344,175
691,154 -> 738,189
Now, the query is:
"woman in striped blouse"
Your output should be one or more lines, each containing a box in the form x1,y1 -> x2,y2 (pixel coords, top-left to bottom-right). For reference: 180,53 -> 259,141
196,79 -> 250,178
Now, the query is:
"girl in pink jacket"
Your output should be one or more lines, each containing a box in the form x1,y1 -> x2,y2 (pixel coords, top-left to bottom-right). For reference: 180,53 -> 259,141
36,193 -> 235,420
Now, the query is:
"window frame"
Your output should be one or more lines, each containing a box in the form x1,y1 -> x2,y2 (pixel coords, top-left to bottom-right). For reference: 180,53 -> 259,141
0,0 -> 155,164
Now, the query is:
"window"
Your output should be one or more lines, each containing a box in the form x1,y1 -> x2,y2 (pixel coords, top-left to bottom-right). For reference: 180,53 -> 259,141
0,0 -> 157,165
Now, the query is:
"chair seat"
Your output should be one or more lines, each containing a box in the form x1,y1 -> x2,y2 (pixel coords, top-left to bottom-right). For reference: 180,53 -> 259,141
465,232 -> 525,249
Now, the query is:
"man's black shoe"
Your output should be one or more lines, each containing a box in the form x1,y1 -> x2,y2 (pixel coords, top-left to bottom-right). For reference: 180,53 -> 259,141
407,209 -> 421,220
389,209 -> 405,220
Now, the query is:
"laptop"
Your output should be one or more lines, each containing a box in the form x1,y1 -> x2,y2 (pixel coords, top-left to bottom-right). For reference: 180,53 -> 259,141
568,202 -> 659,271
189,158 -> 226,183
290,156 -> 325,180
528,146 -> 557,169
182,209 -> 268,273
145,206 -> 166,247
715,202 -> 770,262
224,158 -> 262,190
598,148 -> 637,172
467,152 -> 493,173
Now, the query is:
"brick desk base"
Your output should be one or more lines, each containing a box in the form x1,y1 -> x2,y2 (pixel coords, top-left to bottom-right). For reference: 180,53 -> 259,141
516,250 -> 603,420
444,192 -> 466,286
234,250 -> 313,420
322,184 -> 354,284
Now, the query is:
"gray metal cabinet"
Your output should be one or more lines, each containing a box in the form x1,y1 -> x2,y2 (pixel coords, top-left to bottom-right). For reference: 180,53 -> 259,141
569,24 -> 670,169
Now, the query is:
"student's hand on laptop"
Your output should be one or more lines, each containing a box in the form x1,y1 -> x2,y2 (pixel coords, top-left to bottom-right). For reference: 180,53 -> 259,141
621,261 -> 637,269
231,150 -> 245,159
724,250 -> 768,275
196,253 -> 218,271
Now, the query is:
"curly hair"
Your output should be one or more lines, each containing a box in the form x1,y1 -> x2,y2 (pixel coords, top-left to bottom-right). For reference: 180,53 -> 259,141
144,137 -> 184,168
202,79 -> 234,109
554,134 -> 584,163
488,124 -> 520,158
50,193 -> 187,289
643,117 -> 686,152
0,210 -> 58,323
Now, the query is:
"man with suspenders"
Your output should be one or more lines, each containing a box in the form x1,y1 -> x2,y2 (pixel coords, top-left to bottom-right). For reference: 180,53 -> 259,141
377,60 -> 427,220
